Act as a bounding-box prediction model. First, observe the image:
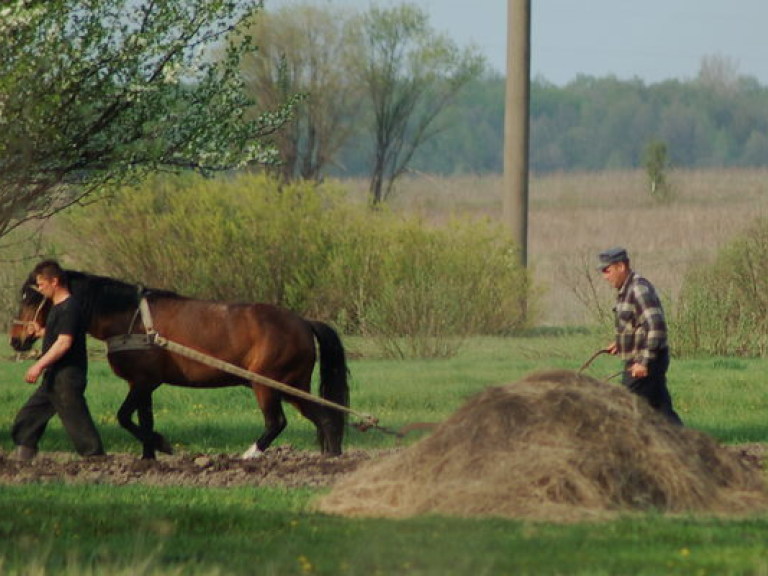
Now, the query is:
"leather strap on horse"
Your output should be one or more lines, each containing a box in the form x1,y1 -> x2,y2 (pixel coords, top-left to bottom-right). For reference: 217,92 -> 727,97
105,288 -> 154,354
11,293 -> 49,331
139,292 -> 154,333
135,297 -> 393,435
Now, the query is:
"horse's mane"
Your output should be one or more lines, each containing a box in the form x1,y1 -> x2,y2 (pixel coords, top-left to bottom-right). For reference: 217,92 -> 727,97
65,270 -> 184,317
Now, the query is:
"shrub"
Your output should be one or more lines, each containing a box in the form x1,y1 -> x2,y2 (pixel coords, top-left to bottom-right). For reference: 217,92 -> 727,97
61,173 -> 532,357
672,217 -> 768,357
358,218 -> 530,358
62,173 -> 342,308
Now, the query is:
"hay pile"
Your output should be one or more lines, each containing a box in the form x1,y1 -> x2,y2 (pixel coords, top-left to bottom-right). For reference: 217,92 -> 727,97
316,370 -> 768,522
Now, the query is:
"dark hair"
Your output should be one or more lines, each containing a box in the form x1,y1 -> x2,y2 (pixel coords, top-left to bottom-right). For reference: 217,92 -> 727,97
32,259 -> 68,287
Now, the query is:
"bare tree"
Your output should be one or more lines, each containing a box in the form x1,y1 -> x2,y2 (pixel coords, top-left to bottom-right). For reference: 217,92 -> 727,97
697,53 -> 741,95
240,3 -> 364,182
352,4 -> 485,205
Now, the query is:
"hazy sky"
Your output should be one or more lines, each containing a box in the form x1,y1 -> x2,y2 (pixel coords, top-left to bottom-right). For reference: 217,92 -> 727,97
264,0 -> 768,86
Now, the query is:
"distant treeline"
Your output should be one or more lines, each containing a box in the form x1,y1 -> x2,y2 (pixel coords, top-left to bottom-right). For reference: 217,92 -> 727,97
334,71 -> 768,175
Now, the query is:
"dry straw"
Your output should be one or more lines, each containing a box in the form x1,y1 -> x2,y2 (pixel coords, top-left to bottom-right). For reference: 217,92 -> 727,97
316,370 -> 768,523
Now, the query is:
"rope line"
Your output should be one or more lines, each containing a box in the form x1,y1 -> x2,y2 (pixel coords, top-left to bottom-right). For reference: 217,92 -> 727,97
132,295 -> 393,434
148,332 -> 382,431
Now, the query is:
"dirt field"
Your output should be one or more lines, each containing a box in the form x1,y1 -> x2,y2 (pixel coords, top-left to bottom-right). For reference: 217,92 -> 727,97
0,443 -> 763,491
0,446 -> 401,489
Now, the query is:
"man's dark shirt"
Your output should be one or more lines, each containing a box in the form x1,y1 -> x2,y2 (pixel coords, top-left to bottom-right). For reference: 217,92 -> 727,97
42,296 -> 88,372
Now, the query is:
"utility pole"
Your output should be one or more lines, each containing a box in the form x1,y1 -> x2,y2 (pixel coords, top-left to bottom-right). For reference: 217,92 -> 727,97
503,0 -> 531,268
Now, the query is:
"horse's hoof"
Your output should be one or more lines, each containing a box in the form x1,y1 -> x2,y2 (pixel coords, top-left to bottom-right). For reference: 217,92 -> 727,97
133,458 -> 156,471
241,444 -> 264,459
156,437 -> 173,455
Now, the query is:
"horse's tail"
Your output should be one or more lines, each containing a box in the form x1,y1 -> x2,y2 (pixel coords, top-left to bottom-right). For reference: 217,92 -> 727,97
309,321 -> 350,449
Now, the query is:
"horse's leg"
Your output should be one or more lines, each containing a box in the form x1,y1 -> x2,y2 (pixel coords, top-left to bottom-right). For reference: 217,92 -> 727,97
242,386 -> 287,459
117,385 -> 172,460
292,401 -> 342,456
135,388 -> 173,457
116,387 -> 144,453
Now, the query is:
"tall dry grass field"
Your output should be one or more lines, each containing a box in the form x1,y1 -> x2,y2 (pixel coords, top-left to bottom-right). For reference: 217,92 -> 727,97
344,168 -> 768,325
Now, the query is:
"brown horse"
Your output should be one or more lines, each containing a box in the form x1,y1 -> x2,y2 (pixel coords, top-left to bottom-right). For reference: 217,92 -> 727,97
9,270 -> 349,459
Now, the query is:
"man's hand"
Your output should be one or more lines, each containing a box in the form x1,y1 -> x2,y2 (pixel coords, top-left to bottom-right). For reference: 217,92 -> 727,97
22,334 -> 72,385
629,362 -> 648,379
26,321 -> 44,338
605,342 -> 618,355
25,364 -> 43,384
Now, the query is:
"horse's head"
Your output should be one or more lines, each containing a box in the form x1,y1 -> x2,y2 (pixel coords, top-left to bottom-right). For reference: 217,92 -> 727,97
9,275 -> 51,352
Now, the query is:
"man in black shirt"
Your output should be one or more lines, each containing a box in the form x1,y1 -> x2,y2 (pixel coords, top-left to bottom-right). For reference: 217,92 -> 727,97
11,260 -> 105,460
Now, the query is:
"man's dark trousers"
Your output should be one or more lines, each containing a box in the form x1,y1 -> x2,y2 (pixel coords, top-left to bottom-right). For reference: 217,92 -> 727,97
622,347 -> 683,426
12,365 -> 104,456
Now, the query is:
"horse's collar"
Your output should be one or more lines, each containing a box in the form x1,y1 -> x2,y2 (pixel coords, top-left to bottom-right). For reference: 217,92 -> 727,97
106,294 -> 157,355
106,333 -> 154,354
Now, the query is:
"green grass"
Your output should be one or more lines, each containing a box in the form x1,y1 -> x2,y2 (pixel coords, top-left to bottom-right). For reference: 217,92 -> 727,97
2,333 -> 768,574
1,485 -> 767,575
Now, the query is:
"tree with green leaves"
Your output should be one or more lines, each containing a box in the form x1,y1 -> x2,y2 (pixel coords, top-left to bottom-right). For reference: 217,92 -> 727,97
239,3 -> 364,182
0,0 -> 296,241
351,3 -> 485,204
643,140 -> 674,202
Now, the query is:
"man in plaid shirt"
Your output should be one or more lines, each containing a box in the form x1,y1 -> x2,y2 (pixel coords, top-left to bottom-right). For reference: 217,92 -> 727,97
598,247 -> 683,425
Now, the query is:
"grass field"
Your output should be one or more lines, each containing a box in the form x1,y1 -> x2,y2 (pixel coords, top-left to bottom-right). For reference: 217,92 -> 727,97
2,168 -> 768,573
1,332 -> 768,575
356,167 -> 768,325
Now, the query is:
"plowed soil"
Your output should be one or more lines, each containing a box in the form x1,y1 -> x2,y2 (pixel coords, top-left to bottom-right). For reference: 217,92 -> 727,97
0,446 -> 401,488
0,443 -> 762,491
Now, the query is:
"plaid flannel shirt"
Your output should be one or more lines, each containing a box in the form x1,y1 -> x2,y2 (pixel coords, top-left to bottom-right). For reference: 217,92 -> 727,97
613,271 -> 667,366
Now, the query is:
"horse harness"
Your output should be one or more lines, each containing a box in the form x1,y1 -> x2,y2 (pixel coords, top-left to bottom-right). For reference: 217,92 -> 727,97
10,288 -> 49,335
105,295 -> 154,353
